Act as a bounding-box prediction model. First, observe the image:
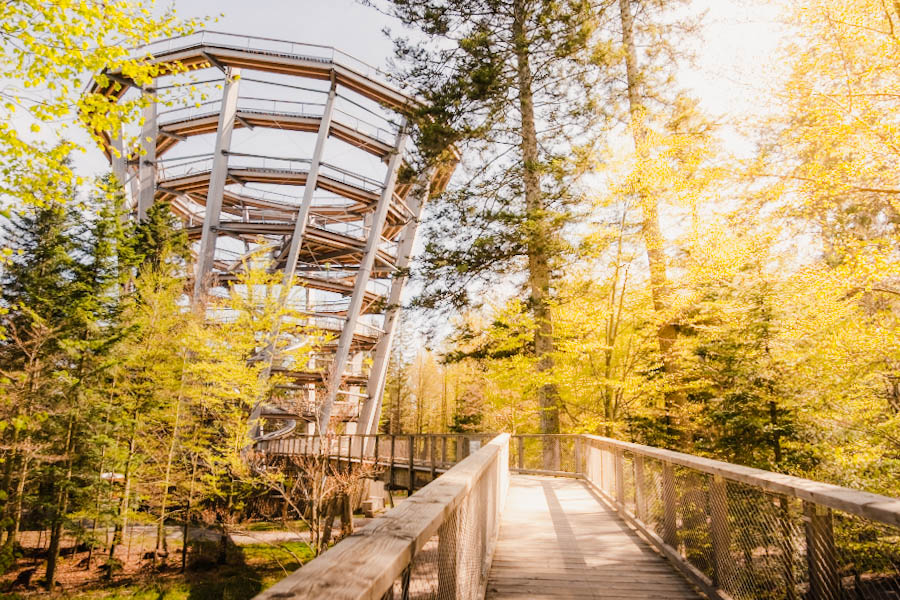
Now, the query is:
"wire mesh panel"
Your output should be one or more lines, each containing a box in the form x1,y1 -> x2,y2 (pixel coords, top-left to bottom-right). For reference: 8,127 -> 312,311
383,452 -> 503,600
580,435 -> 900,600
510,434 -> 579,474
253,434 -> 509,600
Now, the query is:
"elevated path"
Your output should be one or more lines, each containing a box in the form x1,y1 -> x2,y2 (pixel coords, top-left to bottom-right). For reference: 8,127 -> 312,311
487,475 -> 699,599
254,433 -> 900,600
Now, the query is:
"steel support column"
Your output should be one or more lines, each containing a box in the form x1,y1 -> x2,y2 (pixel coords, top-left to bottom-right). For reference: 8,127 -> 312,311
193,67 -> 242,299
318,128 -> 408,432
137,98 -> 157,222
279,79 -> 337,289
358,168 -> 434,445
248,79 -> 337,438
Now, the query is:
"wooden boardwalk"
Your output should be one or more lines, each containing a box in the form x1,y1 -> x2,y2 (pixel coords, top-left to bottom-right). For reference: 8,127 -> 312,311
486,475 -> 703,600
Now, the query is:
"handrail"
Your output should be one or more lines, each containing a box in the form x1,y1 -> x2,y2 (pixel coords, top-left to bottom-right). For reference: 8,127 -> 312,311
583,434 -> 900,527
131,30 -> 401,91
254,433 -> 509,600
509,434 -> 900,600
259,433 -> 900,600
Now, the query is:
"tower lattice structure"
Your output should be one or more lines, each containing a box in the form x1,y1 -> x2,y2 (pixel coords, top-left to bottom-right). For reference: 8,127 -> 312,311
88,31 -> 456,437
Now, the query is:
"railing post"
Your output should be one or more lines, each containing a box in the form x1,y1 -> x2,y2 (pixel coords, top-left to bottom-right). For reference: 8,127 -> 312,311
779,496 -> 798,600
389,435 -> 395,491
345,435 -> 352,472
516,436 -> 524,470
441,435 -> 447,468
574,437 -> 582,475
804,501 -> 840,600
709,474 -> 734,588
614,448 -> 625,507
430,436 -> 437,481
457,436 -> 464,461
407,434 -> 415,496
553,437 -> 561,472
634,454 -> 647,521
601,444 -> 610,493
662,462 -> 679,549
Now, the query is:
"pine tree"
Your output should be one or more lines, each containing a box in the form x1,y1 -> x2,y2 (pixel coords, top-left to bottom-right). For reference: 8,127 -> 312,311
379,0 -> 609,467
0,181 -> 80,576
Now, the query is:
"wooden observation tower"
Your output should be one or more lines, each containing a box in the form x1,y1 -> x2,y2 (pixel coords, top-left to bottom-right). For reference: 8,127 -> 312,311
87,31 -> 456,438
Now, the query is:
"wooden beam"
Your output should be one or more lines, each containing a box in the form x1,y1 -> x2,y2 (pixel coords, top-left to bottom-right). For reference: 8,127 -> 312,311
582,434 -> 900,527
252,434 -> 509,600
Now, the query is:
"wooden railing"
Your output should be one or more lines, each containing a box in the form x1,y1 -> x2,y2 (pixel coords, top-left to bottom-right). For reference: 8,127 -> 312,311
254,433 -> 509,600
259,433 -> 497,494
510,434 -> 900,600
259,433 -> 900,600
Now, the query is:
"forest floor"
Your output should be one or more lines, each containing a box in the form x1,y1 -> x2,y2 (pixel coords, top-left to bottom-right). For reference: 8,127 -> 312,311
0,520 -> 372,600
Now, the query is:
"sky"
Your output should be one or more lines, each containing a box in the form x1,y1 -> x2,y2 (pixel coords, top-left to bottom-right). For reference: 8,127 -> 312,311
65,0 -> 788,346
71,0 -> 788,177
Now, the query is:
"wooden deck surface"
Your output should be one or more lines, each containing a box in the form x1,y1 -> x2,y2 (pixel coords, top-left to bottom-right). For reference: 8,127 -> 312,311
486,475 -> 703,600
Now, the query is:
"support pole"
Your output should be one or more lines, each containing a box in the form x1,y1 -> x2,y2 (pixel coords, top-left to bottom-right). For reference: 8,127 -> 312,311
278,79 -> 337,291
193,66 -> 242,299
358,167 -> 435,447
137,97 -> 158,222
805,502 -> 840,600
246,81 -> 338,440
318,128 -> 409,432
249,80 -> 337,433
407,434 -> 415,496
110,127 -> 127,188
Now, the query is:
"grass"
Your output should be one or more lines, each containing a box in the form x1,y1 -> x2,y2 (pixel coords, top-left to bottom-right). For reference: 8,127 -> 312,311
0,542 -> 316,600
241,520 -> 308,532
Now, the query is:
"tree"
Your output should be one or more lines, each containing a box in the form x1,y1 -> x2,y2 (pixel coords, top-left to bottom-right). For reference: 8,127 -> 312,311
0,2 -> 199,216
379,0 -> 609,467
0,173 -> 134,585
0,185 -> 79,579
610,0 -> 709,438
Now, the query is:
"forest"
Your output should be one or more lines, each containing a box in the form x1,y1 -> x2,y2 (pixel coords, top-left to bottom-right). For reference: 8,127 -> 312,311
0,0 -> 898,596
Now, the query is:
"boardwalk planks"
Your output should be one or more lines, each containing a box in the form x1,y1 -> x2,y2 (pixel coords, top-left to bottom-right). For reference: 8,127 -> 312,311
485,475 -> 702,600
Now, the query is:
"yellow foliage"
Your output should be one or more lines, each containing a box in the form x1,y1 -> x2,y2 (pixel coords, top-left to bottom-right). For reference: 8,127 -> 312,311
0,1 -> 201,215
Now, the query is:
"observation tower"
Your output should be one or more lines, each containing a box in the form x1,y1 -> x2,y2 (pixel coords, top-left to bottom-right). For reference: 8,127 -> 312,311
87,32 -> 456,437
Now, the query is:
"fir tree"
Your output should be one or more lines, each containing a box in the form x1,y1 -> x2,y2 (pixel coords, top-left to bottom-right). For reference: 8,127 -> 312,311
378,0 -> 610,467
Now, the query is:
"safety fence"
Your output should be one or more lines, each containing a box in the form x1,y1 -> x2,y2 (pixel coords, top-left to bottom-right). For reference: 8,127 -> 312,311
259,433 -> 497,496
573,435 -> 899,600
258,433 -> 900,599
254,433 -> 509,600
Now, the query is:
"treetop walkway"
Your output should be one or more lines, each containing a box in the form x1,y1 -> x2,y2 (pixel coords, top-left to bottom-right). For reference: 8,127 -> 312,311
255,433 -> 900,600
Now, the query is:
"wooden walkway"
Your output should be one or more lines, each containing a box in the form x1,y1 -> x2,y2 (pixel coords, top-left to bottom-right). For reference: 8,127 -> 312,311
486,475 -> 702,600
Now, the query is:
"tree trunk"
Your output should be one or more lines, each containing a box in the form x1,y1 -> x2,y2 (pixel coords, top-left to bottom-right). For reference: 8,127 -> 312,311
157,381 -> 185,563
1,455 -> 29,566
0,427 -> 21,548
319,496 -> 339,553
46,415 -> 75,589
109,416 -> 138,566
339,493 -> 353,537
182,454 -> 198,573
618,0 -> 681,437
513,0 -> 560,468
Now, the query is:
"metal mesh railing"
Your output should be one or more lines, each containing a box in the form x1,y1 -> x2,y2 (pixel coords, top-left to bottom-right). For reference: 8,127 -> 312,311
256,432 -> 900,599
253,434 -> 509,600
509,433 -> 580,475
580,435 -> 900,600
